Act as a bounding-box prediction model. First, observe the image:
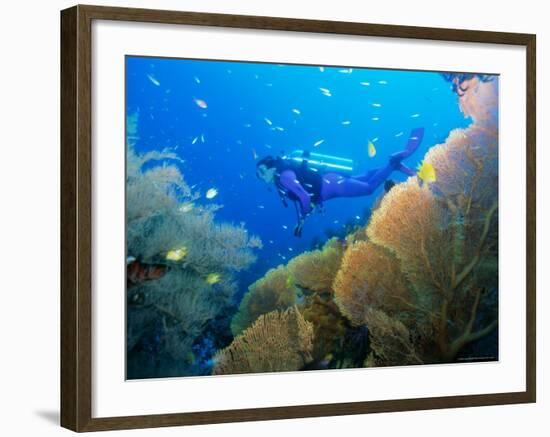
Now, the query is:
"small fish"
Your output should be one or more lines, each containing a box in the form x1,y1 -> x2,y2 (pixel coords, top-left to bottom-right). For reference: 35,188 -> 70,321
368,141 -> 376,158
372,103 -> 382,108
166,247 -> 188,262
360,81 -> 370,86
244,123 -> 252,128
411,113 -> 421,118
417,161 -> 437,184
252,148 -> 258,160
179,202 -> 194,213
205,188 -> 218,199
292,108 -> 301,115
288,247 -> 294,251
191,136 -> 199,145
395,131 -> 404,138
319,67 -> 325,72
264,118 -> 273,126
338,68 -> 352,73
147,74 -> 160,86
378,80 -> 388,85
282,225 -> 288,230
372,137 -> 379,143
319,87 -> 331,94
194,98 -> 208,109
258,205 -> 265,209
341,120 -> 351,125
194,76 -> 201,84
206,273 -> 221,285
126,256 -> 136,265
355,215 -> 361,220
371,117 -> 380,121
274,126 -> 285,132
313,139 -> 325,147
269,240 -> 274,244
200,134 -> 205,143
127,260 -> 166,284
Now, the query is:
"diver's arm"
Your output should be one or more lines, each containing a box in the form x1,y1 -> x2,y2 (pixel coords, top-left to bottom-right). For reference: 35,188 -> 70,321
279,170 -> 312,216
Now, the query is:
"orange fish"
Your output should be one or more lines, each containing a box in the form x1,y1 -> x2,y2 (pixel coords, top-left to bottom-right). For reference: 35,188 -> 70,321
127,260 -> 167,284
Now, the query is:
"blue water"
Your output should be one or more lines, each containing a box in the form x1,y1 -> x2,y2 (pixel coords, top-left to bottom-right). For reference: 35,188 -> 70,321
126,56 -> 471,291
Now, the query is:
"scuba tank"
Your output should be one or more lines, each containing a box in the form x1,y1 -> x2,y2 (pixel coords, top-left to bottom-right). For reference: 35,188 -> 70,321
282,150 -> 355,176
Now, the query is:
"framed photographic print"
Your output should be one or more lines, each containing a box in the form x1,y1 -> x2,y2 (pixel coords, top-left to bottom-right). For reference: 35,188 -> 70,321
60,4 -> 536,432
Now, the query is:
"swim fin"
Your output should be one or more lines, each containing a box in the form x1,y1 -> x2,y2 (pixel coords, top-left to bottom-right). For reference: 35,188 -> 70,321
390,127 -> 425,163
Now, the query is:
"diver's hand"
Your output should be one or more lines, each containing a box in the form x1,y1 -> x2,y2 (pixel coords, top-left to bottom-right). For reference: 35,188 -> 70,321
294,218 -> 304,237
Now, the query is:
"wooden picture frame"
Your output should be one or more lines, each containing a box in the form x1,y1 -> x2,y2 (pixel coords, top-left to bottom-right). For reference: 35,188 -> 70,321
60,4 -> 536,432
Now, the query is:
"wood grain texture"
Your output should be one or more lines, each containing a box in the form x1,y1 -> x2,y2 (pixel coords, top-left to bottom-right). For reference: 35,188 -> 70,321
60,5 -> 78,431
60,4 -> 537,432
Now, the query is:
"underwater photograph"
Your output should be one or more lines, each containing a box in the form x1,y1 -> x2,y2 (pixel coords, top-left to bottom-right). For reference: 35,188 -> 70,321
125,56 -> 499,379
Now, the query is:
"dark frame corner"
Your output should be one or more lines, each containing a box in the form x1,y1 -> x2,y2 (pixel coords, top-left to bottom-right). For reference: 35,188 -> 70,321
61,4 -> 536,432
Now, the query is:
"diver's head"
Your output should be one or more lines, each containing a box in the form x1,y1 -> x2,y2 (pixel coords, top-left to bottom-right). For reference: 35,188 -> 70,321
256,156 -> 277,184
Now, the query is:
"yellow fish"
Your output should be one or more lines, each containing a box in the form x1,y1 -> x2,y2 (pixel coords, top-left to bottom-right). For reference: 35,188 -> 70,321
166,247 -> 188,262
417,161 -> 437,184
205,188 -> 218,199
206,273 -> 221,285
368,141 -> 376,158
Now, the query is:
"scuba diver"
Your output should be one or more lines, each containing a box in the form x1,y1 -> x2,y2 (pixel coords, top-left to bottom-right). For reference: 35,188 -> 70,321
256,127 -> 424,237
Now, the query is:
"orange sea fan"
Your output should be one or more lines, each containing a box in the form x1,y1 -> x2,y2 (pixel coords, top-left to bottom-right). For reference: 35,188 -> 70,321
287,238 -> 344,293
230,265 -> 297,336
458,77 -> 499,124
333,241 -> 410,326
213,306 -> 314,375
363,308 -> 423,367
366,178 -> 452,294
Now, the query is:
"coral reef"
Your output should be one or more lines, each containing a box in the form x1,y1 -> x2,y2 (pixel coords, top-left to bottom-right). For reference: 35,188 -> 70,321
230,238 -> 353,367
219,78 -> 499,371
287,238 -> 345,292
361,78 -> 499,363
230,265 -> 299,336
213,306 -> 314,375
127,76 -> 500,377
363,308 -> 423,367
126,131 -> 261,377
333,241 -> 411,327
